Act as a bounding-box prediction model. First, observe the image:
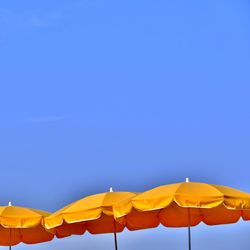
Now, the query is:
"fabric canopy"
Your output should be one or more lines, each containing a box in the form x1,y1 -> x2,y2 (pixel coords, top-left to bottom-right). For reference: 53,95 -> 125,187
113,182 -> 250,229
0,205 -> 53,246
44,191 -> 137,237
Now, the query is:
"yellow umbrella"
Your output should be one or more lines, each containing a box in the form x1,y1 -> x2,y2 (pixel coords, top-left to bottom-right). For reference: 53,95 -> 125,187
44,188 -> 137,250
113,179 -> 250,250
0,202 -> 54,250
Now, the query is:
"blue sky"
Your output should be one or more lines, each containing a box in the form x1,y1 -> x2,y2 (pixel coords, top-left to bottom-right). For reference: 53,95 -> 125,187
0,0 -> 250,249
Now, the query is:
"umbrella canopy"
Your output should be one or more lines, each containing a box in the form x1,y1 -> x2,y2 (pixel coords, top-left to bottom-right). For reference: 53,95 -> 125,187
0,203 -> 54,247
114,180 -> 250,227
44,189 -> 137,250
113,179 -> 250,249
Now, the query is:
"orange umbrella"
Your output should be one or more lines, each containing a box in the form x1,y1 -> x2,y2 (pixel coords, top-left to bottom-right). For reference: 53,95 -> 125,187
44,188 -> 137,250
113,179 -> 250,250
0,202 -> 54,250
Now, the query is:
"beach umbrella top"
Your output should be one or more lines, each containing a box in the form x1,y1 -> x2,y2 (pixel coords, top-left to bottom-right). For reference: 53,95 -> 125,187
0,203 -> 50,228
44,189 -> 137,230
0,202 -> 53,246
44,189 -> 137,250
112,180 -> 250,250
114,180 -> 250,219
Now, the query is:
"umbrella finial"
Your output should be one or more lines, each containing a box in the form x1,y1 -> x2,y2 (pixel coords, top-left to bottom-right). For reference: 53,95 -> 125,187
109,187 -> 113,192
185,177 -> 190,183
8,201 -> 12,206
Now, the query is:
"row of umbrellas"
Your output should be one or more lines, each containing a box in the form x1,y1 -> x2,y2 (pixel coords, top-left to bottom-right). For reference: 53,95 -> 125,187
2,179 -> 250,250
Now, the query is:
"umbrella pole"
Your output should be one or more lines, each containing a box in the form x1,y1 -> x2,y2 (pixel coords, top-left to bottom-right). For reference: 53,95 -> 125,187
113,218 -> 118,250
9,227 -> 12,250
187,208 -> 191,250
188,225 -> 191,250
113,231 -> 118,250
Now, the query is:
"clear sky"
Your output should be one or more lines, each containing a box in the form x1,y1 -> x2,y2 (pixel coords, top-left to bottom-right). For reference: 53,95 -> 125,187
0,0 -> 250,249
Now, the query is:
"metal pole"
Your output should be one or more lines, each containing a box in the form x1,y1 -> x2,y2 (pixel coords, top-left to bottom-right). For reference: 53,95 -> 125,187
113,231 -> 118,250
188,208 -> 191,250
9,227 -> 11,250
188,225 -> 191,250
113,217 -> 118,250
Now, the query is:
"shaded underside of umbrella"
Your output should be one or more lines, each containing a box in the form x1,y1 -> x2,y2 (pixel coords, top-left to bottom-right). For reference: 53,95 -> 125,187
49,213 -> 125,238
0,225 -> 54,246
114,203 -> 250,230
